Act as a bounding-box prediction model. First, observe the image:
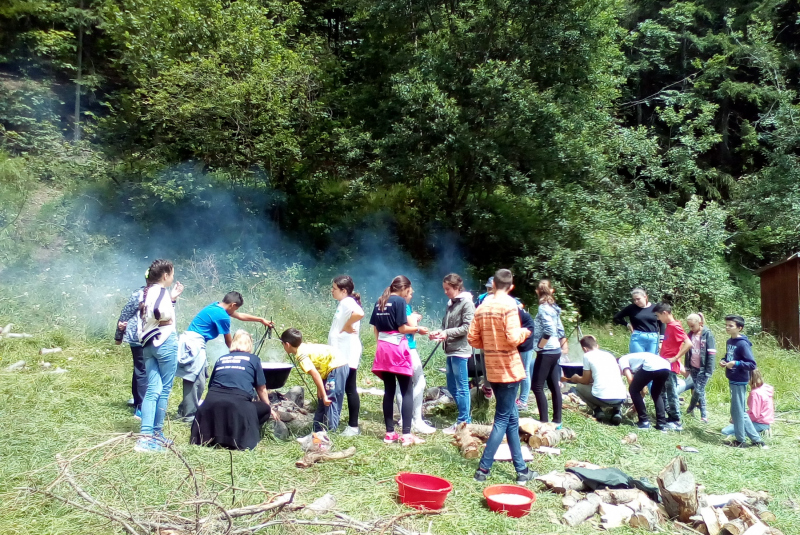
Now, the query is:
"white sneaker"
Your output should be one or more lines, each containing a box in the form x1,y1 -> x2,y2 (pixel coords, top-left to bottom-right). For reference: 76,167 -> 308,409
340,426 -> 360,437
442,424 -> 458,435
412,420 -> 437,435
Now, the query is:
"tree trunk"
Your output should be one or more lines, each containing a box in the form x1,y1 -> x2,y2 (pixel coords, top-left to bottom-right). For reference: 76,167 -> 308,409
658,456 -> 698,522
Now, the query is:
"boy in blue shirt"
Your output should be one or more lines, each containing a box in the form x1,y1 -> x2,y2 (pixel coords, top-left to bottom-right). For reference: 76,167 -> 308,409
720,315 -> 764,448
177,291 -> 273,422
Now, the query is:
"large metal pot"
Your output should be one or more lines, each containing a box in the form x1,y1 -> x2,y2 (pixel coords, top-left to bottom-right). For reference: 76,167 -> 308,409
261,362 -> 293,389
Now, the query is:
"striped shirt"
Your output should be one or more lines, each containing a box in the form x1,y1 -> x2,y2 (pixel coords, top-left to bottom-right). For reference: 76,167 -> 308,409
467,293 -> 528,383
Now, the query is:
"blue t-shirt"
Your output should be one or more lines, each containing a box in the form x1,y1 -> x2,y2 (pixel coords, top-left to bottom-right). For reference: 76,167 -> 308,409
405,303 -> 417,349
187,302 -> 231,342
369,295 -> 408,333
209,351 -> 266,393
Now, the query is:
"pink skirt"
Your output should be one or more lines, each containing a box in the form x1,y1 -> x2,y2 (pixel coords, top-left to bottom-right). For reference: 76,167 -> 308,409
372,335 -> 412,379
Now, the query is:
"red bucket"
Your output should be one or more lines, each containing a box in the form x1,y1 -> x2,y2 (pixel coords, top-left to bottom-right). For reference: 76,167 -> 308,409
395,472 -> 453,510
483,484 -> 536,518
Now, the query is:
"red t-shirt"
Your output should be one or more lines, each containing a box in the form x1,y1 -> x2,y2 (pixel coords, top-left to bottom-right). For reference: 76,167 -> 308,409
660,321 -> 689,373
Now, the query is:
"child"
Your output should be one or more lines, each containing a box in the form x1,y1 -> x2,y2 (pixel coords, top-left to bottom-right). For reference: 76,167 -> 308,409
722,368 -> 773,437
281,328 -> 349,435
720,316 -> 765,447
685,313 -> 716,423
328,275 -> 365,436
653,303 -> 692,431
617,351 -> 671,430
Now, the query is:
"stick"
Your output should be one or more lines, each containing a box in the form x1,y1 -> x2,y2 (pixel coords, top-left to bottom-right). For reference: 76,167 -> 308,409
379,510 -> 442,535
296,447 -> 356,468
421,342 -> 441,370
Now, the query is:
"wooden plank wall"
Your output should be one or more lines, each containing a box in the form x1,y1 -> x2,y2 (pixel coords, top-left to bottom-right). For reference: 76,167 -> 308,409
760,258 -> 800,349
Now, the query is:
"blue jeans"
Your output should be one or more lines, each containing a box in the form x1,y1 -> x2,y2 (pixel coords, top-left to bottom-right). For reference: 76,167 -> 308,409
479,382 -> 527,473
729,383 -> 764,443
629,331 -> 659,354
517,350 -> 534,404
687,368 -> 708,418
314,365 -> 348,432
722,420 -> 769,436
445,356 -> 471,423
140,333 -> 178,436
660,371 -> 681,423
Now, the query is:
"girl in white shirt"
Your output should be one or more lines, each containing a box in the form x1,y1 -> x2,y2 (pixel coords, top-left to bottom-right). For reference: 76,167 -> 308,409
328,275 -> 365,436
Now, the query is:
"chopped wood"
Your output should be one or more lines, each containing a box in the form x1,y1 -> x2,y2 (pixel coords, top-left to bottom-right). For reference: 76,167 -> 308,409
757,511 -> 776,523
465,423 -> 493,441
535,471 -> 586,494
599,502 -> 633,530
528,427 -> 575,448
453,423 -> 483,459
658,457 -> 699,522
708,494 -> 749,508
564,460 -> 602,470
722,519 -> 746,535
595,488 -> 647,506
699,506 -> 722,535
562,495 -> 579,509
563,493 -> 601,527
742,524 -> 769,535
629,509 -> 659,531
296,447 -> 356,468
519,418 -> 542,436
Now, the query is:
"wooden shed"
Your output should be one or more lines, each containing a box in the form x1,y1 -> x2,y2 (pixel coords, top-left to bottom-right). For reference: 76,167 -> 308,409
757,253 -> 800,349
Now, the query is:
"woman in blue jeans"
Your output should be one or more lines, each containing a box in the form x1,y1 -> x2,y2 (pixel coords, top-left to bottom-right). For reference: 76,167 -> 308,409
430,274 -> 475,435
613,288 -> 662,354
135,259 -> 183,453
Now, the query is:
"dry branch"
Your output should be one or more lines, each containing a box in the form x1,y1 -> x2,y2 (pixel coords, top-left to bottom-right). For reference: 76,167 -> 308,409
296,446 -> 356,468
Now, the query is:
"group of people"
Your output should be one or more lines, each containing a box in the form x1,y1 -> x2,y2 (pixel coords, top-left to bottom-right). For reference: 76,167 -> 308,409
116,261 -> 774,476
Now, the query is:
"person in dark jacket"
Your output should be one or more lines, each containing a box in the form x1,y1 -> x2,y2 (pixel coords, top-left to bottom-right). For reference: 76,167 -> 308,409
191,330 -> 277,450
685,313 -> 716,423
115,284 -> 146,419
720,315 -> 764,448
515,304 -> 536,410
613,288 -> 663,354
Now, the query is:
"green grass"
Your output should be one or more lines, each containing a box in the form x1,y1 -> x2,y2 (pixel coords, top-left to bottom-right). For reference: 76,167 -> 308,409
1,261 -> 800,535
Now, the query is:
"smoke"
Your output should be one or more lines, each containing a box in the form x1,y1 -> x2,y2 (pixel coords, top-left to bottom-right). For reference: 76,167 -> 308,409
0,165 -> 480,346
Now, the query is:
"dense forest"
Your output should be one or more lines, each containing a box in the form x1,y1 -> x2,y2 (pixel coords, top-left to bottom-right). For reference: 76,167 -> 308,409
1,0 -> 799,318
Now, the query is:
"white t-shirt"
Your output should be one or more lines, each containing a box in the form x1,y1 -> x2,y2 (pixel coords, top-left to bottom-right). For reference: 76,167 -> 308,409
583,349 -> 627,400
328,296 -> 364,369
618,352 -> 670,374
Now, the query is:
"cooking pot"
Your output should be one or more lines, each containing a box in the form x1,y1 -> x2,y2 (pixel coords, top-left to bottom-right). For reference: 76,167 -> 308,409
261,362 -> 293,389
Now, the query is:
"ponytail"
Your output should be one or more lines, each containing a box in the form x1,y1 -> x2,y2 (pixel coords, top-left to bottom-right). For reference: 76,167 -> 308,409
377,275 -> 411,311
333,274 -> 361,306
138,259 -> 174,319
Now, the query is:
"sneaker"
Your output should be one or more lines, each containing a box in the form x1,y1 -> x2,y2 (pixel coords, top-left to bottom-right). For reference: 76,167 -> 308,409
554,423 -> 563,430
655,425 -> 669,432
701,417 -> 709,424
474,469 -> 489,482
153,432 -> 174,447
724,440 -> 751,448
412,420 -> 437,435
481,384 -> 494,400
134,437 -> 165,453
516,400 -> 528,411
637,421 -> 652,430
340,426 -> 360,437
401,433 -> 426,447
384,431 -> 400,444
666,422 -> 683,432
610,410 -> 622,426
593,408 -> 605,421
133,408 -> 142,421
442,424 -> 458,435
127,398 -> 136,407
753,442 -> 768,449
516,468 -> 538,486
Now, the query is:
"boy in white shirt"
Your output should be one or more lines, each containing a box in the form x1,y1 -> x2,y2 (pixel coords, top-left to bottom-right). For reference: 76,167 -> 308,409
562,335 -> 627,425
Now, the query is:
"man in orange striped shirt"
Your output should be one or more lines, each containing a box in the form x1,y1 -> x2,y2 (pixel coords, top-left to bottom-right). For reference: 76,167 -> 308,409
468,269 -> 536,484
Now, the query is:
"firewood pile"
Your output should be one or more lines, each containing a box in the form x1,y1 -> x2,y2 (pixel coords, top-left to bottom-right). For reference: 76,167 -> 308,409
535,457 -> 783,533
267,386 -> 313,439
450,418 -> 576,458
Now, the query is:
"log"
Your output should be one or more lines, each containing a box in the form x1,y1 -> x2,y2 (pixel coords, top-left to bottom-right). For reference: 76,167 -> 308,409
595,488 -> 647,506
629,509 -> 659,530
466,424 -> 493,441
565,460 -> 602,470
599,502 -> 633,529
699,506 -> 723,535
742,525 -> 769,535
563,493 -> 601,527
519,418 -> 542,436
453,423 -> 482,459
722,519 -> 746,535
658,457 -> 698,522
535,471 -> 586,494
296,446 -> 356,468
757,511 -> 776,523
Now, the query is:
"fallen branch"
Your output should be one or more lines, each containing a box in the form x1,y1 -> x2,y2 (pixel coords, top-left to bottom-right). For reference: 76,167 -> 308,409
296,446 -> 356,468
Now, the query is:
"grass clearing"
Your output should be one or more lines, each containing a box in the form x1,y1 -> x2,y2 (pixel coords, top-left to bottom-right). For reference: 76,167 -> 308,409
1,260 -> 800,534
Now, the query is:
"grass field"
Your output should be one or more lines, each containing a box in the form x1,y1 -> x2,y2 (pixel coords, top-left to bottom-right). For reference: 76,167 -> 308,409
1,260 -> 800,535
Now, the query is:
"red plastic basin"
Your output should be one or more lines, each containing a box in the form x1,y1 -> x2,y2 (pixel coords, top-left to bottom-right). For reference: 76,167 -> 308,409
395,472 -> 453,510
483,484 -> 536,518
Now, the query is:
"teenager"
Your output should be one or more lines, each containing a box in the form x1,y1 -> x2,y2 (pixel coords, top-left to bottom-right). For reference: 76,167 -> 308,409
370,276 -> 426,446
135,259 -> 180,453
328,275 -> 365,436
115,281 -> 147,418
653,303 -> 692,431
685,313 -> 716,423
191,330 -> 277,450
469,269 -> 535,485
531,279 -> 567,426
720,315 -> 764,448
430,273 -> 475,434
515,304 -> 536,411
176,291 -> 272,423
613,289 -> 662,354
563,336 -> 627,424
618,352 -> 671,430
